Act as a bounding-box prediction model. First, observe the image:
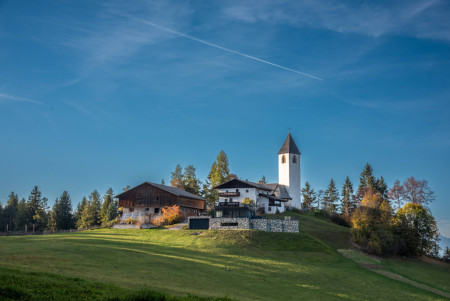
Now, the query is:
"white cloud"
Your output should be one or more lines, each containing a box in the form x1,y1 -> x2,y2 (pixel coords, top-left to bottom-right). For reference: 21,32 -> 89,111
0,93 -> 45,106
222,0 -> 450,41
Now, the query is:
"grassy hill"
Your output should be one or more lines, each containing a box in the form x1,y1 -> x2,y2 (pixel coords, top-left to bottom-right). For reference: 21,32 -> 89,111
0,212 -> 448,300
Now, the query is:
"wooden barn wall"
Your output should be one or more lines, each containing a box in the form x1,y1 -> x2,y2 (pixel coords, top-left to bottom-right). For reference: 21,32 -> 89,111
118,185 -> 204,210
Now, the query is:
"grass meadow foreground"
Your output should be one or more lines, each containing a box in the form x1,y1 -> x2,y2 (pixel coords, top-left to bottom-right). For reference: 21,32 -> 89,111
0,212 -> 448,300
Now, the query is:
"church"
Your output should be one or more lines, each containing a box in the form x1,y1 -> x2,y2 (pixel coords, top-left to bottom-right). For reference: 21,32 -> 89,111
214,133 -> 302,216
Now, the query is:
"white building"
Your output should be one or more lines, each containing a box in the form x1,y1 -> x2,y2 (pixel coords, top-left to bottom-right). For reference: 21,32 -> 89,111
214,133 -> 302,215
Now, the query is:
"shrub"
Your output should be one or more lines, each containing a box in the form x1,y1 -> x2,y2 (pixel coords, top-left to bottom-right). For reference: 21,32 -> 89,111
152,205 -> 183,226
330,213 -> 351,228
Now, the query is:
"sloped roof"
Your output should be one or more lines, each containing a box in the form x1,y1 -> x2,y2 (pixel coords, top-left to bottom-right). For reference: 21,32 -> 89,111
214,178 -> 272,191
115,182 -> 205,201
264,183 -> 292,200
278,133 -> 301,155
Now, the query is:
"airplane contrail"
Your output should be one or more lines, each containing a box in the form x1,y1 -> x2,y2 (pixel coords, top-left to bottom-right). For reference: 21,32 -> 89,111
138,19 -> 323,81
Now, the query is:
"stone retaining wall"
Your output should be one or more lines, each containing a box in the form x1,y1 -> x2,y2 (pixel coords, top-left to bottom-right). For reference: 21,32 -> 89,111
188,216 -> 299,233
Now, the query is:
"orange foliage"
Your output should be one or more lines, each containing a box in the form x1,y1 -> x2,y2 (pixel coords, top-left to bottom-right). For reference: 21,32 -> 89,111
152,205 -> 182,226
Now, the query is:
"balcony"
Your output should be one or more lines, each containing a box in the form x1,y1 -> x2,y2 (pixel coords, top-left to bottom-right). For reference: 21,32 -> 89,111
219,191 -> 240,197
218,202 -> 240,207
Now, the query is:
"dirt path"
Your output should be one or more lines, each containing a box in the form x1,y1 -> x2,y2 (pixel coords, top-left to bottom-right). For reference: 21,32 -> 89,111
338,249 -> 450,299
364,265 -> 450,299
165,222 -> 187,230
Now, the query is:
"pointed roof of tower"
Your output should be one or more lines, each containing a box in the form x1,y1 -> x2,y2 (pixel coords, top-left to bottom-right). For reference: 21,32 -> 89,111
278,133 -> 301,155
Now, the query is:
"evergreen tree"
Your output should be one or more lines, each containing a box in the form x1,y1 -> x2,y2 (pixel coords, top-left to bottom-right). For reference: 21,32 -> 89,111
260,175 -> 267,184
89,190 -> 102,226
301,182 -> 316,209
101,188 -> 118,224
204,151 -> 232,208
27,186 -> 48,231
356,163 -> 377,203
341,177 -> 354,218
0,204 -> 5,231
161,179 -> 165,185
170,164 -> 184,189
316,190 -> 324,210
376,176 -> 388,200
443,247 -> 450,263
323,179 -> 339,214
15,198 -> 28,231
5,192 -> 19,231
183,165 -> 201,195
75,197 -> 88,229
56,191 -> 73,230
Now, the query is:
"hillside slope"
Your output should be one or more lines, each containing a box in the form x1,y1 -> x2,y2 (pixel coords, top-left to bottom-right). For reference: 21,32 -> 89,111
0,212 -> 448,300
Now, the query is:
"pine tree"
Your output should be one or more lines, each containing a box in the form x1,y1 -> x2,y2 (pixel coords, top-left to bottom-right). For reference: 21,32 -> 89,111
5,192 -> 18,231
260,175 -> 267,184
15,198 -> 28,231
203,151 -> 232,208
183,165 -> 201,195
376,176 -> 388,200
341,177 -> 354,218
323,179 -> 339,214
0,204 -> 5,231
57,191 -> 74,230
101,188 -> 117,224
27,186 -> 48,231
170,164 -> 184,189
161,179 -> 165,185
356,163 -> 377,203
89,190 -> 102,226
301,182 -> 316,209
75,197 -> 88,229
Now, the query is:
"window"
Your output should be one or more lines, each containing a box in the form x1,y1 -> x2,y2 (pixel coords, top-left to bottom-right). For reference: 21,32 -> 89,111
236,189 -> 239,192
154,208 -> 160,214
129,208 -> 134,212
145,208 -> 150,211
268,207 -> 271,212
216,210 -> 223,218
246,190 -> 249,193
282,155 -> 286,164
224,198 -> 228,202
230,198 -> 233,202
221,222 -> 238,227
293,155 -> 297,163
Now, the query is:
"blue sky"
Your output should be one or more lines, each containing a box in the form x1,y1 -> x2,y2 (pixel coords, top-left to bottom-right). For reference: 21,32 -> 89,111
1,0 -> 449,235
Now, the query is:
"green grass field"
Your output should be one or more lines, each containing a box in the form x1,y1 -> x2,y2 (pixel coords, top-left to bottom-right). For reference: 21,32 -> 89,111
0,212 -> 448,300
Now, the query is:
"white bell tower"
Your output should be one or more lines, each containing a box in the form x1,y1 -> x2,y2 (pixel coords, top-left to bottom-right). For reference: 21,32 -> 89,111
278,133 -> 301,208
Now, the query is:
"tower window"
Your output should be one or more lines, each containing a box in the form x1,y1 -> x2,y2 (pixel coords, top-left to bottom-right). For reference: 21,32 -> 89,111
281,155 -> 286,164
293,155 -> 297,163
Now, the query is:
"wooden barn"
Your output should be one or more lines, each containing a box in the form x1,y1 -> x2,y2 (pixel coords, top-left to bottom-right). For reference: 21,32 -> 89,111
115,182 -> 206,222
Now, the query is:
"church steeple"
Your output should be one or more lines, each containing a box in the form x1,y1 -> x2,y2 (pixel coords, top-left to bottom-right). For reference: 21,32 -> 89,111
278,132 -> 301,208
278,133 -> 301,155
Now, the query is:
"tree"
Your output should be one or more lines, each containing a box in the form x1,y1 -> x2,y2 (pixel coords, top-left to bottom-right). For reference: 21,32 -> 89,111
89,190 -> 102,226
101,188 -> 118,225
241,198 -> 255,207
260,175 -> 267,184
161,179 -> 165,185
15,198 -> 28,231
75,197 -> 89,229
323,179 -> 339,214
153,205 -> 182,226
389,180 -> 404,210
27,186 -> 48,231
356,163 -> 377,203
170,164 -> 184,189
376,176 -> 389,201
351,190 -> 393,256
443,247 -> 450,263
48,191 -> 74,230
341,177 -> 354,218
400,177 -> 435,206
4,192 -> 18,231
393,203 -> 439,256
316,190 -> 324,210
301,182 -> 316,209
204,151 -> 232,208
183,165 -> 201,195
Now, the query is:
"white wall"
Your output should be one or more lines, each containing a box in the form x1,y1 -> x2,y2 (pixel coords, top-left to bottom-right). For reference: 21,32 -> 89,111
278,153 -> 301,208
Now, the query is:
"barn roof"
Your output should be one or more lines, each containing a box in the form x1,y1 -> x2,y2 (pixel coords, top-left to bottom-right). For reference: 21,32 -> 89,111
115,182 -> 205,201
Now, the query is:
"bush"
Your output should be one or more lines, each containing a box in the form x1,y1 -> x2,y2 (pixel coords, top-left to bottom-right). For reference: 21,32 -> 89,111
330,213 -> 351,228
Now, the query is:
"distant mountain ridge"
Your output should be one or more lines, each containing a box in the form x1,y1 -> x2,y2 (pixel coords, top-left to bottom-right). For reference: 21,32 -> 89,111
439,235 -> 450,254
